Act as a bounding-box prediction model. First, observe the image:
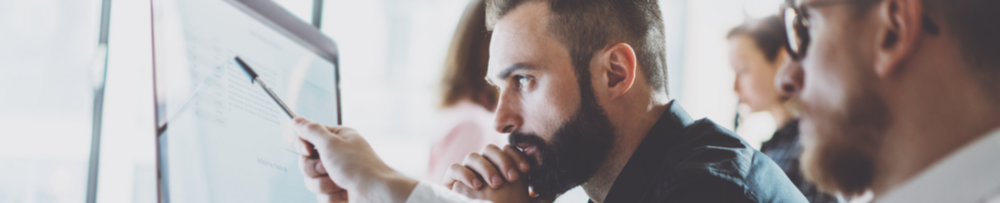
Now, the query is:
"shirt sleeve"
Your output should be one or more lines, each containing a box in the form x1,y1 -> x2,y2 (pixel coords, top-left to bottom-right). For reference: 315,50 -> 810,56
404,181 -> 493,203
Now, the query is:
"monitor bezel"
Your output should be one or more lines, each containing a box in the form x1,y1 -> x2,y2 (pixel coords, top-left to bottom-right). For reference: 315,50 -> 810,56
150,0 -> 341,202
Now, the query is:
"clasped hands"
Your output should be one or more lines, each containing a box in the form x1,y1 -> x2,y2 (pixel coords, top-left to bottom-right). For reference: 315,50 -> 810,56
294,117 -> 555,203
443,144 -> 555,203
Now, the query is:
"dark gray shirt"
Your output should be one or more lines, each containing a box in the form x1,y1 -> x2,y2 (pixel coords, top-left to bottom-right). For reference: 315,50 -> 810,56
762,120 -> 842,203
594,101 -> 808,203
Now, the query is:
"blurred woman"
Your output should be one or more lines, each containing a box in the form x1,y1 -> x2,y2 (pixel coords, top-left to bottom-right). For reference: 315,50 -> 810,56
425,0 -> 506,184
728,15 -> 842,203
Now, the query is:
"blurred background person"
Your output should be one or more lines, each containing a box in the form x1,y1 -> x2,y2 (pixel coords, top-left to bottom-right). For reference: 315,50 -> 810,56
425,0 -> 506,184
728,15 -> 841,203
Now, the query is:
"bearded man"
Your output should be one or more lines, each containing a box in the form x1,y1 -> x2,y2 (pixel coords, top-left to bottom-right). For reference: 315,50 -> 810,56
292,0 -> 809,202
773,0 -> 1000,202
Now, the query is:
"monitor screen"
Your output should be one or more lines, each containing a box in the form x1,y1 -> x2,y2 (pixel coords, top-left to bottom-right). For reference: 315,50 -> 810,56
151,0 -> 339,202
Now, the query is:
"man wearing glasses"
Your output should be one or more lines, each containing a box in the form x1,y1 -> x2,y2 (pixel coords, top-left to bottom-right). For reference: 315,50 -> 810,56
777,0 -> 1000,202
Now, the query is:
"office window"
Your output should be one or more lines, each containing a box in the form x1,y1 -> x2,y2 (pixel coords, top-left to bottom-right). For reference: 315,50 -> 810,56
0,0 -> 104,202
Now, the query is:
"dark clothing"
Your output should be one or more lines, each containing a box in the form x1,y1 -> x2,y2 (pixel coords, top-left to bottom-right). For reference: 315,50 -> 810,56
595,101 -> 807,203
761,120 -> 842,203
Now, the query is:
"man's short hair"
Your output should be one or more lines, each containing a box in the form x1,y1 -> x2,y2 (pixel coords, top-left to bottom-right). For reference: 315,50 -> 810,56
926,0 -> 1000,99
486,0 -> 668,94
854,0 -> 1000,99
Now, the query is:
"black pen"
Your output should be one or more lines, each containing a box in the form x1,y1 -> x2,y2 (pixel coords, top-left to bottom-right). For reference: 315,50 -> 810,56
235,56 -> 297,119
236,57 -> 319,159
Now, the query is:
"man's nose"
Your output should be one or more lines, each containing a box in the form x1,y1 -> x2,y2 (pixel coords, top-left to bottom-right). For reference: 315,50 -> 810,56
776,59 -> 805,96
493,93 -> 523,134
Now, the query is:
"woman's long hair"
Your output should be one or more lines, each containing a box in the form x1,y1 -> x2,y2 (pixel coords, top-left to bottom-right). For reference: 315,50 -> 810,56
440,0 -> 498,111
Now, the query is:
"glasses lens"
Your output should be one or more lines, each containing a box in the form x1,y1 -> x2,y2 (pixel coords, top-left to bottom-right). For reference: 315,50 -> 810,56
783,7 -> 801,55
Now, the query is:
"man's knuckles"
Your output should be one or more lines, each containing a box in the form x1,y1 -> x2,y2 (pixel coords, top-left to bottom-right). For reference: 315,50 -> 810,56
307,122 -> 325,132
463,152 -> 484,163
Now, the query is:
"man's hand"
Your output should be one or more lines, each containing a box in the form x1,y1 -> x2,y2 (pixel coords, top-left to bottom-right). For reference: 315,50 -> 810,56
294,117 -> 418,203
298,151 -> 348,203
451,173 -> 558,203
443,144 -> 532,190
443,144 -> 557,203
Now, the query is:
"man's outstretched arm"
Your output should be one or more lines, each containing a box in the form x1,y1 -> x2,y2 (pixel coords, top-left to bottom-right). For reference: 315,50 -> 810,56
294,117 -> 491,203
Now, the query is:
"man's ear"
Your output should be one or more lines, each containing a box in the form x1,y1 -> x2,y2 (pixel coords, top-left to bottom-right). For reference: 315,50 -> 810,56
602,43 -> 637,98
874,0 -> 924,78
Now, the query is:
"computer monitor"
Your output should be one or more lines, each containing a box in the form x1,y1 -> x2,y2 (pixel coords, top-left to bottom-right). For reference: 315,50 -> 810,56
151,0 -> 340,202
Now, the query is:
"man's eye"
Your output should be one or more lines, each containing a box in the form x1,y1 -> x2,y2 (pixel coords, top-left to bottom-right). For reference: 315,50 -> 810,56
512,75 -> 531,90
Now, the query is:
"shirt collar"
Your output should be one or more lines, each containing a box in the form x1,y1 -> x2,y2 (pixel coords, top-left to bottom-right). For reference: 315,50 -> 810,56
877,128 -> 1000,203
598,100 -> 693,202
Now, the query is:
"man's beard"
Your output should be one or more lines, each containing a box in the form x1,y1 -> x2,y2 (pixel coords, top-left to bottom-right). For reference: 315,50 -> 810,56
799,79 -> 889,197
508,88 -> 616,196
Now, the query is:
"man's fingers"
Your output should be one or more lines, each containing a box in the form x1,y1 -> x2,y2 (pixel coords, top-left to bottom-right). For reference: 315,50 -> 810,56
316,192 -> 349,203
297,138 -> 318,158
481,144 -> 519,182
300,151 -> 346,203
300,157 -> 344,196
324,125 -> 356,136
444,163 -> 483,190
300,155 -> 327,178
462,153 -> 505,189
450,181 -> 476,198
503,145 -> 532,173
295,138 -> 308,156
303,174 -> 344,194
294,117 -> 339,147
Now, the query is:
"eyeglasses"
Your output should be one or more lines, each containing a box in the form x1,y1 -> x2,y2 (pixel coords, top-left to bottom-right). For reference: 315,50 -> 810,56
781,0 -> 880,60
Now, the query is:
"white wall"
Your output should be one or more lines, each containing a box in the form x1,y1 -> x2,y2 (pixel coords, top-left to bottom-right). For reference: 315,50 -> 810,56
0,0 -> 103,202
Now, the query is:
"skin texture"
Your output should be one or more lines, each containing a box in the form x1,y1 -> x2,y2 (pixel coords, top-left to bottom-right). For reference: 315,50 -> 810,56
728,35 -> 793,126
444,2 -> 670,203
776,0 -> 1000,198
451,175 -> 550,203
295,118 -> 418,203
